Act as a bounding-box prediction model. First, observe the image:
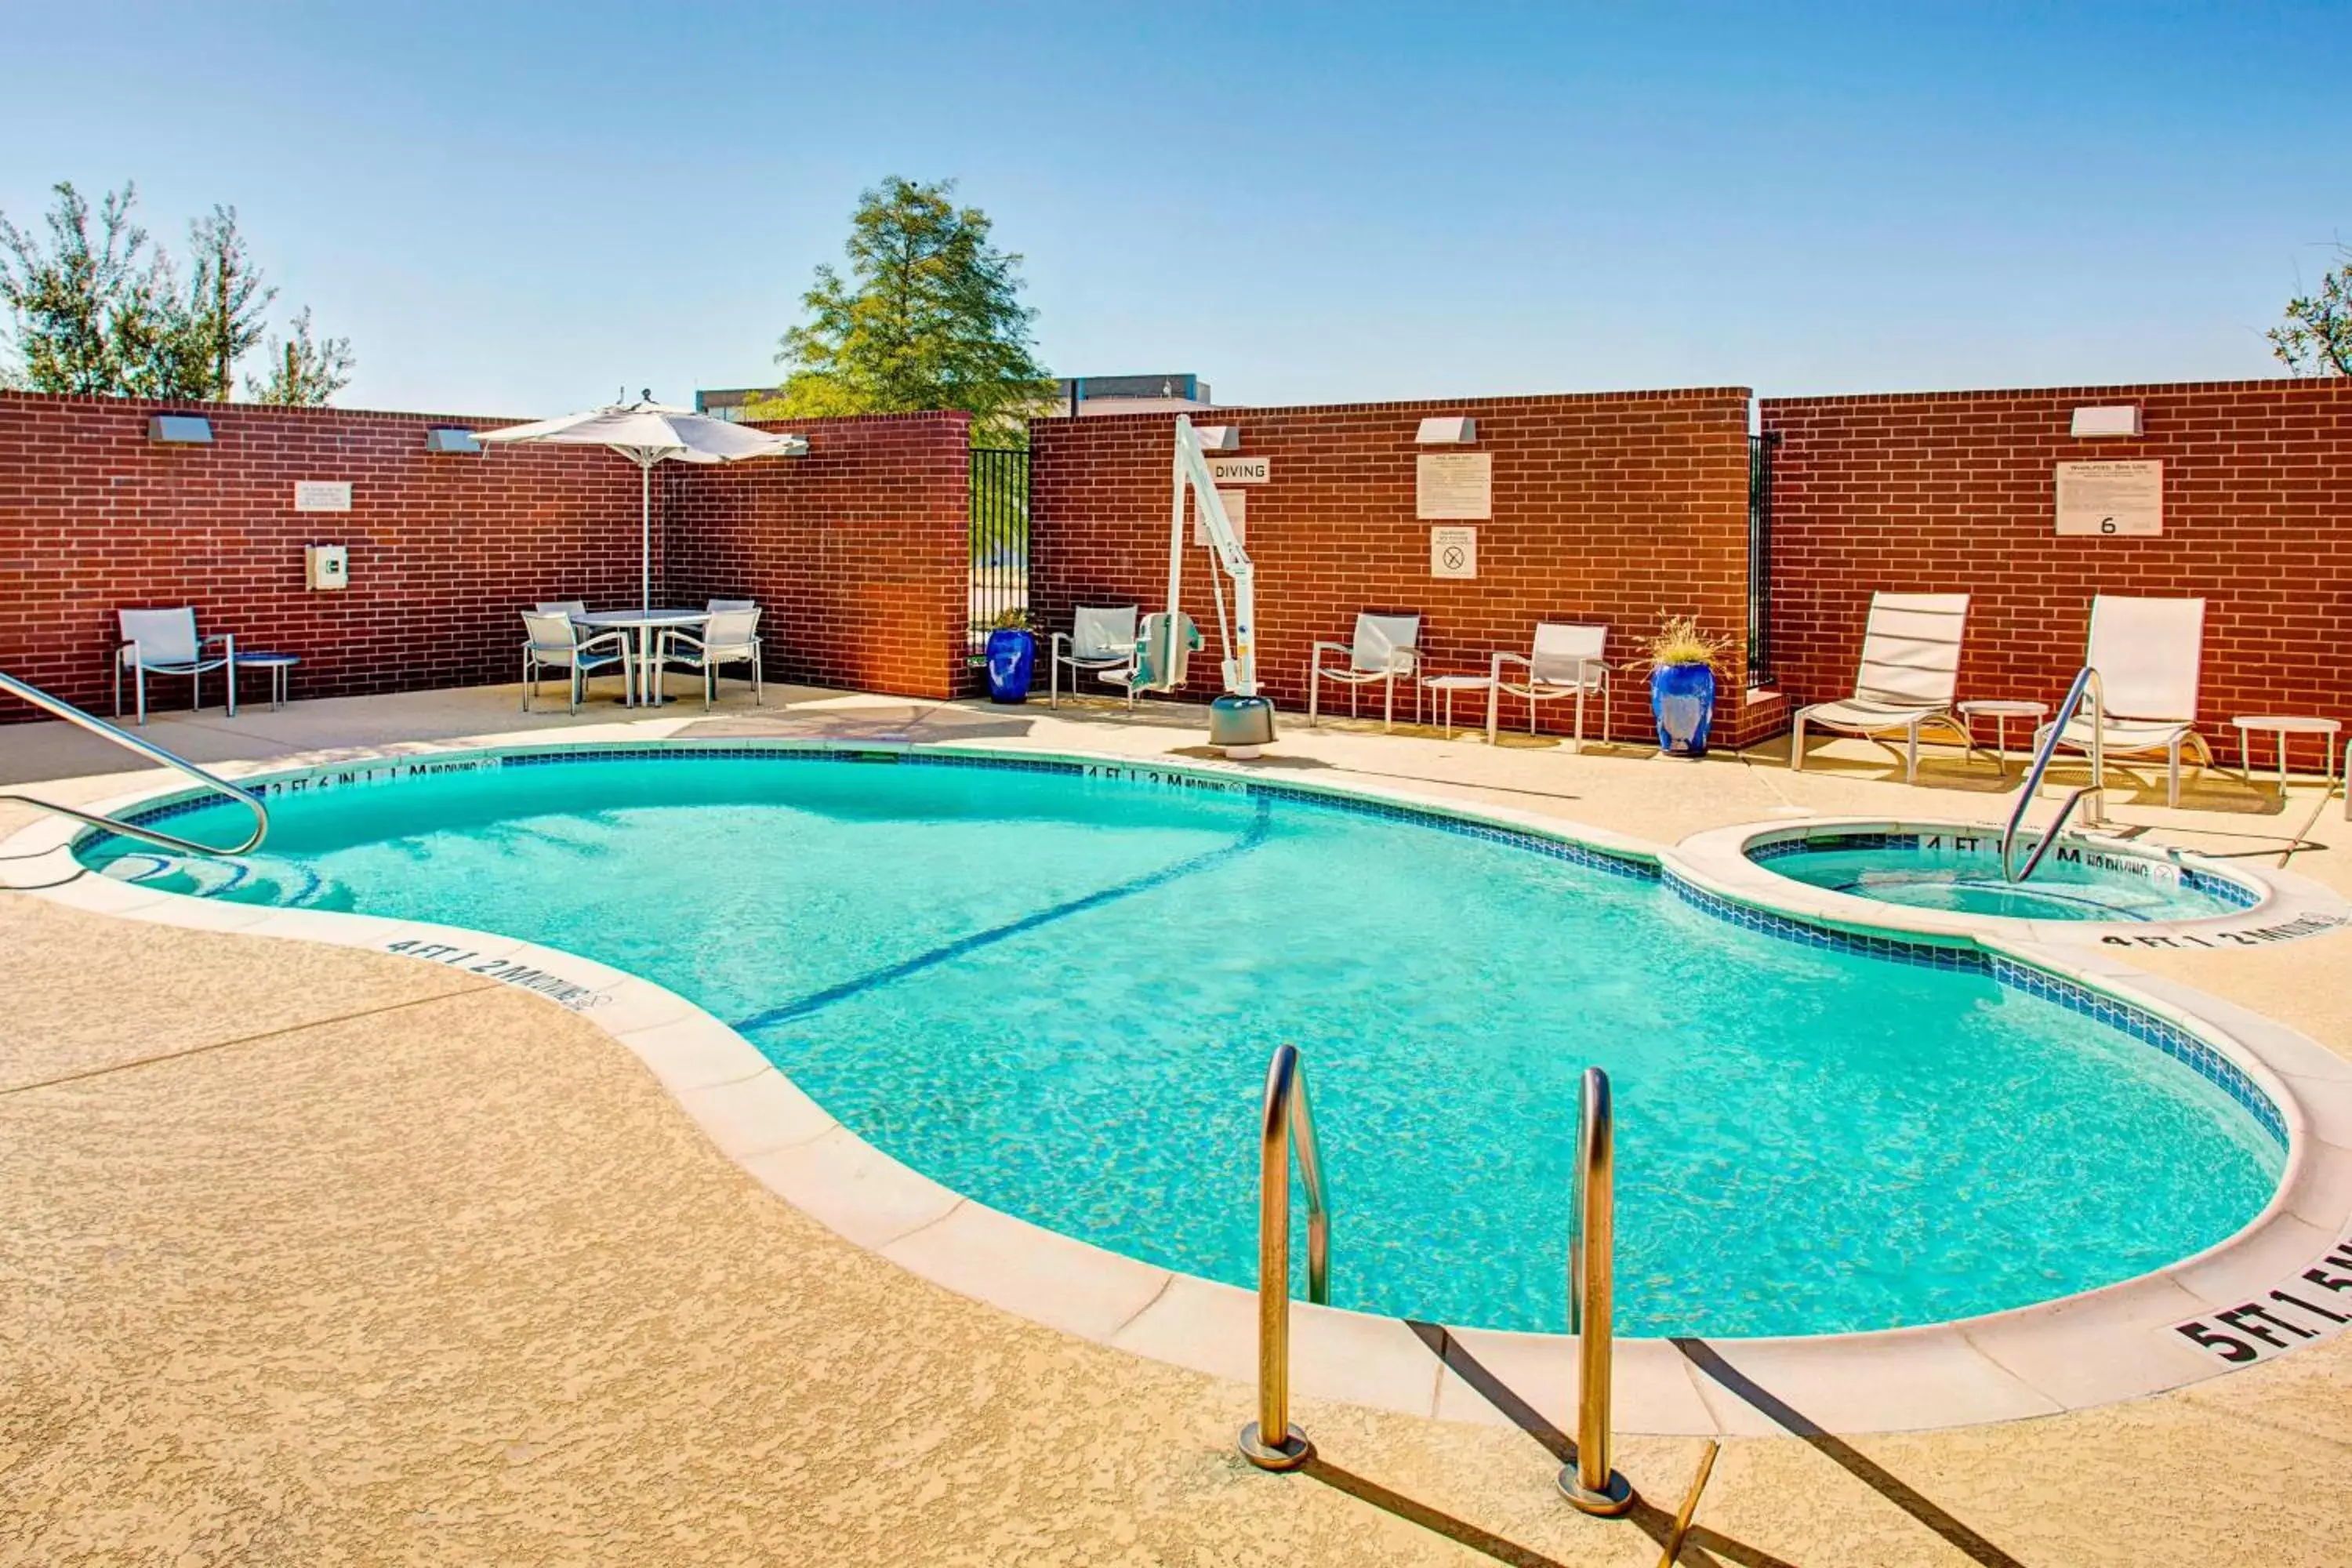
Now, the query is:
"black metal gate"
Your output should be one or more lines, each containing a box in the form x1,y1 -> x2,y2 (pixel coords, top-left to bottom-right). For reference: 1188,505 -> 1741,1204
1747,432 -> 1779,686
969,447 -> 1030,659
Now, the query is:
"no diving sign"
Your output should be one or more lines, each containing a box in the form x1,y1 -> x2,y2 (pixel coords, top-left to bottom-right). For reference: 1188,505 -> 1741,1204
1430,526 -> 1477,580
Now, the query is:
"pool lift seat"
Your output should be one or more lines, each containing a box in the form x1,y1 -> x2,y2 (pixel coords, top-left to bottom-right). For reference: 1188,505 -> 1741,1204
1129,415 -> 1275,759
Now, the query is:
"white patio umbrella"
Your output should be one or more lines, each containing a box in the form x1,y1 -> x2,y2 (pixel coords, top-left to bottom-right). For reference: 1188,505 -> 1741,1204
473,399 -> 807,611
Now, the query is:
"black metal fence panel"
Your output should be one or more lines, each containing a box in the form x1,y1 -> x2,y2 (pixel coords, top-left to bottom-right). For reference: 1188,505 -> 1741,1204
1748,433 -> 1778,687
969,447 -> 1030,659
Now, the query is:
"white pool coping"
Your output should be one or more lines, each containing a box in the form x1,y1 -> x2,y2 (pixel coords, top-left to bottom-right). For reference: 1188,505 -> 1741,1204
9,730 -> 2352,1439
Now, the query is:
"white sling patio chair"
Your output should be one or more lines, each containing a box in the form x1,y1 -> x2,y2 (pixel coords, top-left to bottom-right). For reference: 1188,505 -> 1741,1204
535,601 -> 589,617
1791,593 -> 1974,783
706,598 -> 756,612
2037,596 -> 2213,808
658,608 -> 764,710
114,608 -> 236,726
1050,604 -> 1138,710
1488,622 -> 1610,751
520,610 -> 629,713
1308,612 -> 1422,730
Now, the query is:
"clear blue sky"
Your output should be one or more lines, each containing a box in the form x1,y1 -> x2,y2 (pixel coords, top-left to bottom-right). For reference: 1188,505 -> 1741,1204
3,2 -> 2341,416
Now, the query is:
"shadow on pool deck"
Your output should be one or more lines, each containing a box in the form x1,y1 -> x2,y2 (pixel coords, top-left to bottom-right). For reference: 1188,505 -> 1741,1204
1389,1319 -> 2028,1568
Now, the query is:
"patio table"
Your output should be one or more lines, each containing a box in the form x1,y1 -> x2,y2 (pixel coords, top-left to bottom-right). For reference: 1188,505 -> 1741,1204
1417,672 -> 1493,740
2230,714 -> 2341,802
229,651 -> 300,711
575,608 -> 709,706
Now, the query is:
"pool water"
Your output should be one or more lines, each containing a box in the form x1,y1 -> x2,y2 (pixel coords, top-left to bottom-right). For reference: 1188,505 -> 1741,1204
1755,832 -> 2255,923
85,753 -> 2284,1338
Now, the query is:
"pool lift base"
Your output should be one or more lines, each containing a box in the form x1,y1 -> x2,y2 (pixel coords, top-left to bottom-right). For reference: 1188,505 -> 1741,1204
1134,416 -> 1273,760
1210,694 -> 1276,760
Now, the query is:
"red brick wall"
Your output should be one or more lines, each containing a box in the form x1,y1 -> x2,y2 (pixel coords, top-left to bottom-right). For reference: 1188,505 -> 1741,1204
0,394 -> 976,721
0,392 -> 648,718
663,409 -> 973,699
1761,378 -> 2352,770
1029,390 -> 1777,745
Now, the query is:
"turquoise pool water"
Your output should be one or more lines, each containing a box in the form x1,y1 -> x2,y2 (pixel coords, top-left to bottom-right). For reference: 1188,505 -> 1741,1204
84,752 -> 2285,1338
1754,831 -> 2254,923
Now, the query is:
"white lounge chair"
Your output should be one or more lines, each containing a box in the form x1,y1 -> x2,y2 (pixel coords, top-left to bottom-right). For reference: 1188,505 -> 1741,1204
1488,622 -> 1610,751
520,609 -> 629,713
1050,605 -> 1138,710
1791,593 -> 1974,783
114,607 -> 236,726
1308,612 -> 1422,730
658,608 -> 763,710
2037,596 -> 2213,808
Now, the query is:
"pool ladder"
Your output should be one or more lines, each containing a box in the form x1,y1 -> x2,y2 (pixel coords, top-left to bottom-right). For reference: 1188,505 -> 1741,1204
1238,1047 -> 1633,1515
1999,664 -> 2105,884
0,669 -> 269,856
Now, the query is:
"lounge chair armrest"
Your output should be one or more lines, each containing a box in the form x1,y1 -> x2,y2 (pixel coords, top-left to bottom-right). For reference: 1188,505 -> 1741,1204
1490,650 -> 1531,676
1051,632 -> 1071,659
1311,641 -> 1354,658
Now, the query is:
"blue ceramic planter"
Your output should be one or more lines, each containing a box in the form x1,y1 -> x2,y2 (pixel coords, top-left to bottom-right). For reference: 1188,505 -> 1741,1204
985,629 -> 1036,703
1650,662 -> 1716,757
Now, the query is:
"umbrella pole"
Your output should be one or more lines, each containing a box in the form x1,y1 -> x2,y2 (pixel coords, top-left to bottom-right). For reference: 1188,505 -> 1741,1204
641,463 -> 652,614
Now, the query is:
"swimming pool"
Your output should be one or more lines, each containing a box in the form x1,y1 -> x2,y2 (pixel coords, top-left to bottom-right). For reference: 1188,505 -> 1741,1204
82,746 -> 2285,1340
1749,827 -> 2260,923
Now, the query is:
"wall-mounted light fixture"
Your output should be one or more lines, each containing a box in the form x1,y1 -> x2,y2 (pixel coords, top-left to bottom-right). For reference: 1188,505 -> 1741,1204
1194,424 -> 1241,453
424,426 -> 482,454
1416,415 -> 1476,445
2069,405 -> 2142,438
148,415 -> 212,445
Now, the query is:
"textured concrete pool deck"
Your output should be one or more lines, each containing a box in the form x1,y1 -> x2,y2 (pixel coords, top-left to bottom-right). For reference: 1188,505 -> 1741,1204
5,683 -> 2350,1566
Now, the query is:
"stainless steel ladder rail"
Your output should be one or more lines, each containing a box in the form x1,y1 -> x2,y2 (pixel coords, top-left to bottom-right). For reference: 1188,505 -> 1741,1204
1238,1042 -> 1331,1472
0,670 -> 268,856
1998,665 -> 2104,884
1560,1065 -> 1635,1516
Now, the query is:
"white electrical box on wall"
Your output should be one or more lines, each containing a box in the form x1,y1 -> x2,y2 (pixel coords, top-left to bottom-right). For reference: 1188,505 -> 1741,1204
305,544 -> 350,590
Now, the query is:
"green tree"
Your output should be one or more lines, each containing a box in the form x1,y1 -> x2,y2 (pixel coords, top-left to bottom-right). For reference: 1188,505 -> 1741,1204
245,307 -> 354,406
0,181 -> 151,394
183,205 -> 277,400
752,176 -> 1054,439
2,183 -> 330,401
2268,248 -> 2351,376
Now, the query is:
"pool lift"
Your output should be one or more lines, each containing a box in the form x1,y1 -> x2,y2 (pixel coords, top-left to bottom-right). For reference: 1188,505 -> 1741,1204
1130,415 -> 1276,759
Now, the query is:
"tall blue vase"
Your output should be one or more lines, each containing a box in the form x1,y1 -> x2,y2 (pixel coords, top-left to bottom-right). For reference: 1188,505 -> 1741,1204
985,629 -> 1036,703
1650,662 -> 1716,757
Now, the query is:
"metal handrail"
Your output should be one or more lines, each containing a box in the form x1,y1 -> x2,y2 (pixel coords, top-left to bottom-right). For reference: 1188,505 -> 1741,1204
1237,1042 -> 1330,1472
1560,1066 -> 1635,1515
0,670 -> 268,856
1999,665 -> 2104,883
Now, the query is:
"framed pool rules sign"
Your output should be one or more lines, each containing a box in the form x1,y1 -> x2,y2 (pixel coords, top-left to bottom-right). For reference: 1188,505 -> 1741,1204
2055,460 -> 2162,536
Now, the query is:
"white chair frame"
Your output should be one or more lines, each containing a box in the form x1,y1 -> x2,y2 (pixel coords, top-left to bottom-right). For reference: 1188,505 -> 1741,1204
1488,623 -> 1610,751
1308,612 -> 1423,730
520,610 -> 629,714
1050,605 -> 1139,710
1791,592 -> 1977,784
2035,596 -> 2214,809
114,608 -> 236,727
659,608 -> 764,710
